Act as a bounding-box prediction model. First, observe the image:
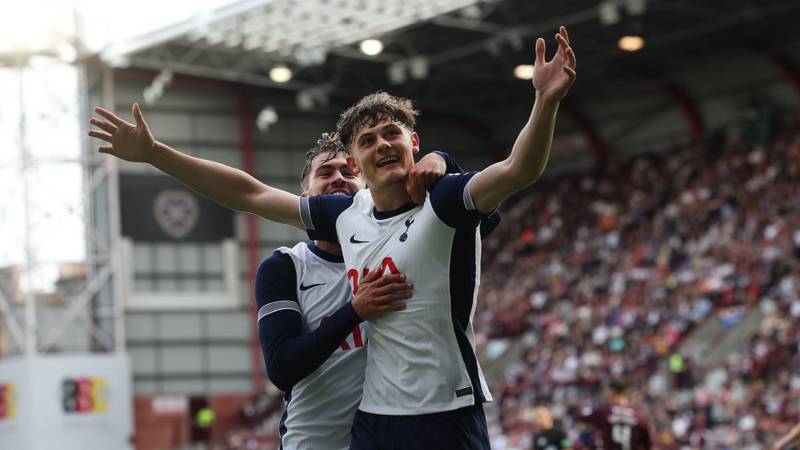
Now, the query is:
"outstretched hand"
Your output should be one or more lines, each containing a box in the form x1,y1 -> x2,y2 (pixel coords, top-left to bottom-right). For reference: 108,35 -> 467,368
89,103 -> 158,163
533,26 -> 577,104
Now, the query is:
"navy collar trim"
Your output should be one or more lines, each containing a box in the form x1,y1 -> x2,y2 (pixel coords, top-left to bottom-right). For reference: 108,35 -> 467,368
373,202 -> 416,220
307,241 -> 344,263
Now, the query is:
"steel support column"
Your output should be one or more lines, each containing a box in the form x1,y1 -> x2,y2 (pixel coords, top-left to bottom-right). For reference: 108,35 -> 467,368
237,88 -> 265,392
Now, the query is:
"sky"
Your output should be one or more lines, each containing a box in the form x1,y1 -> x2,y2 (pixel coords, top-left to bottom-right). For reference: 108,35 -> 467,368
0,0 -> 235,291
78,0 -> 236,53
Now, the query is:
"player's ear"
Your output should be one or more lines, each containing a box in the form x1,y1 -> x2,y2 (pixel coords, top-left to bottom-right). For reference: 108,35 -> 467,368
300,189 -> 310,197
410,131 -> 420,155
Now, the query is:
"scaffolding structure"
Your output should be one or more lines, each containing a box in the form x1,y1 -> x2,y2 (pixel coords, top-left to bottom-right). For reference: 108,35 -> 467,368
0,10 -> 125,358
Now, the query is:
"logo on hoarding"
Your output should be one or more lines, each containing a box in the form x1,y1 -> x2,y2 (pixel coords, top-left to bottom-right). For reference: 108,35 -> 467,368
0,383 -> 16,420
62,377 -> 108,415
153,190 -> 199,239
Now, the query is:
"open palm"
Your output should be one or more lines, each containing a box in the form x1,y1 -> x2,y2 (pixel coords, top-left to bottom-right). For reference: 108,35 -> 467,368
89,103 -> 157,163
533,26 -> 577,104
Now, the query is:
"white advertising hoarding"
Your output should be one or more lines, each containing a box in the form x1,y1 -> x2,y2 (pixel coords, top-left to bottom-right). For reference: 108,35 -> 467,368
0,353 -> 133,450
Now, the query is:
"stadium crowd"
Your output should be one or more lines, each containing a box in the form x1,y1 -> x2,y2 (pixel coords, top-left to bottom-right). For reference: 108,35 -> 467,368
223,109 -> 800,450
481,109 -> 800,450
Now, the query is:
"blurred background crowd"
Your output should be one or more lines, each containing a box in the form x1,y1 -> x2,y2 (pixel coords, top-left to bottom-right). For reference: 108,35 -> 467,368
480,106 -> 800,450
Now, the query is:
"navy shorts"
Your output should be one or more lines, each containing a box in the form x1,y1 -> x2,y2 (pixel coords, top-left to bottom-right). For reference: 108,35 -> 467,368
349,403 -> 490,450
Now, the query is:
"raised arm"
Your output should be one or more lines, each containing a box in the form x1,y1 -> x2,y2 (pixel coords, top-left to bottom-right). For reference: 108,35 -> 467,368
89,103 -> 302,228
469,26 -> 576,213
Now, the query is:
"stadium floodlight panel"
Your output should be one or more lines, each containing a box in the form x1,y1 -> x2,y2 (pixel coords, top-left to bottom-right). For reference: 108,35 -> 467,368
256,106 -> 279,131
388,61 -> 407,84
618,35 -> 645,52
514,64 -> 534,80
360,39 -> 384,56
269,65 -> 293,82
598,0 -> 621,26
297,90 -> 315,111
409,57 -> 429,80
625,0 -> 648,16
198,0 -> 487,64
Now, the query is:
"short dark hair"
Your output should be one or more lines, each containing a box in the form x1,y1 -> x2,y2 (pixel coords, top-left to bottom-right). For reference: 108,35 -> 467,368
336,92 -> 419,150
300,132 -> 345,189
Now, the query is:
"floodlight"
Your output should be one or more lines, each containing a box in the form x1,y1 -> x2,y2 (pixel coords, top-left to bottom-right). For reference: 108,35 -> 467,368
514,64 -> 534,80
297,90 -> 315,111
625,0 -> 647,16
256,106 -> 279,132
360,39 -> 384,56
409,57 -> 429,80
598,0 -> 621,26
269,65 -> 293,83
388,62 -> 406,84
618,35 -> 644,52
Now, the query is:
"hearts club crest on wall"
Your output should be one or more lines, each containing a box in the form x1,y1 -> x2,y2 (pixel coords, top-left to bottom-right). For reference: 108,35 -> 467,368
153,190 -> 199,240
120,174 -> 233,241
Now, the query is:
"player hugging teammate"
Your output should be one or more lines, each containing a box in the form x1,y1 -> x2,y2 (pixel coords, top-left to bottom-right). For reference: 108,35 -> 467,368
90,26 -> 577,450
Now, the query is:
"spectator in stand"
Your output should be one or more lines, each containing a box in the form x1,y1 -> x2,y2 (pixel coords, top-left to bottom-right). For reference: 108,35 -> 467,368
578,381 -> 651,450
531,406 -> 572,450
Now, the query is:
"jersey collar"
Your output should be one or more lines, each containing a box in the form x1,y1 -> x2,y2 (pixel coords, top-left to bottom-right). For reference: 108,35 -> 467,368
307,241 -> 344,263
373,201 -> 416,220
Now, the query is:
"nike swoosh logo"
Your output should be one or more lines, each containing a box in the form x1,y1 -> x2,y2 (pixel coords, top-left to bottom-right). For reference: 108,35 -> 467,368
299,282 -> 325,291
349,234 -> 369,244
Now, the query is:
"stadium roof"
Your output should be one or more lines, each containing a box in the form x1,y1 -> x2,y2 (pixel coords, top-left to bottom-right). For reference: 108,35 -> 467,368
98,0 -> 800,161
101,0 -> 492,90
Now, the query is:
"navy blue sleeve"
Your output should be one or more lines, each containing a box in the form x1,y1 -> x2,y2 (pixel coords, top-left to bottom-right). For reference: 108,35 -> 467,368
299,195 -> 354,243
480,210 -> 501,238
255,252 -> 361,391
429,172 -> 487,229
433,150 -> 465,174
431,152 -> 501,238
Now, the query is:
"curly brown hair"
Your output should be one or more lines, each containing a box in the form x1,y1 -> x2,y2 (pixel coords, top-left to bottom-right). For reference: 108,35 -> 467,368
336,92 -> 420,150
300,132 -> 346,189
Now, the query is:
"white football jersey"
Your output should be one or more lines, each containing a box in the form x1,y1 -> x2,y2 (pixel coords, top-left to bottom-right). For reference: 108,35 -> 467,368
301,173 -> 493,415
264,242 -> 367,450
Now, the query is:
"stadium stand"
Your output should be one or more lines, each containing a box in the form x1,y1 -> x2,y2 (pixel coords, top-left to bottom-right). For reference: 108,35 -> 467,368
482,108 -> 800,450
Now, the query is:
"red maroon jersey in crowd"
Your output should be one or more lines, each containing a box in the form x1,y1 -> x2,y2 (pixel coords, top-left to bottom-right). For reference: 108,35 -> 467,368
580,405 -> 652,450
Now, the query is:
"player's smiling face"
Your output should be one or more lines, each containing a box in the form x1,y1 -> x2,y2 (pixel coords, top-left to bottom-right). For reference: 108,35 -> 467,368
305,151 -> 363,197
348,118 -> 420,190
